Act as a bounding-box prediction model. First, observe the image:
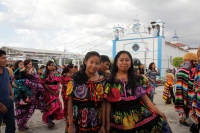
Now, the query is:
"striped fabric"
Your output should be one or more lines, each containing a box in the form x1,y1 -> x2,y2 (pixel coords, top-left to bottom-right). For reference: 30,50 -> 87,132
163,81 -> 173,103
189,64 -> 200,124
175,68 -> 195,120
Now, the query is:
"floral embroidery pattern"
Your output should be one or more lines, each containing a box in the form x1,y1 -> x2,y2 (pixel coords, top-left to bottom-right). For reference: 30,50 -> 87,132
112,110 -> 142,130
89,108 -> 97,126
79,108 -> 88,127
74,84 -> 88,99
66,81 -> 73,95
96,84 -> 104,99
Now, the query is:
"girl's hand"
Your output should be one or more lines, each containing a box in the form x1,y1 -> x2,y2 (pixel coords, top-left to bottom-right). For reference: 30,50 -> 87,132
20,67 -> 26,72
100,126 -> 105,133
68,126 -> 74,133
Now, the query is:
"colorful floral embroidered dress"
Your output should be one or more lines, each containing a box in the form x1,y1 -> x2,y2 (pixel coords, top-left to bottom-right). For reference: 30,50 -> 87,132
104,79 -> 172,133
40,73 -> 64,123
61,75 -> 73,131
14,72 -> 45,131
13,68 -> 32,101
66,78 -> 105,133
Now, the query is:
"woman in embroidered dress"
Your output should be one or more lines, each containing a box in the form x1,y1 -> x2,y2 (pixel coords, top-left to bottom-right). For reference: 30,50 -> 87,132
14,60 -> 44,133
40,61 -> 64,128
163,73 -> 175,104
67,51 -> 105,133
61,64 -> 75,132
105,51 -> 172,133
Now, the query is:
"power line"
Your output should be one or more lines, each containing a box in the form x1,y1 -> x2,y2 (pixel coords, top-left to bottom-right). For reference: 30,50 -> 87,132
23,0 -> 39,41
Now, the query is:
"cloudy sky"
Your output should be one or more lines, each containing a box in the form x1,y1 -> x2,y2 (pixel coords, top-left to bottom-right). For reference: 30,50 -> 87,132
0,0 -> 199,56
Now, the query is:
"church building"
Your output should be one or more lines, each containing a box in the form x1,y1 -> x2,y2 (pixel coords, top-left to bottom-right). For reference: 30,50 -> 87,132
112,19 -> 188,78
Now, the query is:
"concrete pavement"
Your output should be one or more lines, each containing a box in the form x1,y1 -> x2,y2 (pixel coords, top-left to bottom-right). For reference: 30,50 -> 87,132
0,86 -> 193,133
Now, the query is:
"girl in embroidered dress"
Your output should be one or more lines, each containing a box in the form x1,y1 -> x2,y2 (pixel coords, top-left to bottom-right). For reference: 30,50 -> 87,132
61,64 -> 75,131
163,73 -> 175,104
105,51 -> 171,133
40,61 -> 64,128
13,60 -> 32,105
67,51 -> 105,133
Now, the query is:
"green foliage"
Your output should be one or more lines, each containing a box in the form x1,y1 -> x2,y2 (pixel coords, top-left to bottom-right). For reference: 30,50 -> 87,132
172,57 -> 183,68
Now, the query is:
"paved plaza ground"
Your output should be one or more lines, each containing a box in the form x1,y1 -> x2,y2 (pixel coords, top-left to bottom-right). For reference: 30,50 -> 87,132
0,86 -> 193,133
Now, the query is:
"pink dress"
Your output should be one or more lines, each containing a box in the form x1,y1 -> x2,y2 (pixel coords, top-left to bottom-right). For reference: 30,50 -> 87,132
40,73 -> 64,123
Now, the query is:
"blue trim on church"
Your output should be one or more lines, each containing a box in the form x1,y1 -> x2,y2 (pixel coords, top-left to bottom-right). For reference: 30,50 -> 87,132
119,36 -> 165,41
112,40 -> 116,58
157,37 -> 162,78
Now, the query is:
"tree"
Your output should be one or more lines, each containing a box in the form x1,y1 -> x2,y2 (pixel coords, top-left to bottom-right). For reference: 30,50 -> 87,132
172,57 -> 183,68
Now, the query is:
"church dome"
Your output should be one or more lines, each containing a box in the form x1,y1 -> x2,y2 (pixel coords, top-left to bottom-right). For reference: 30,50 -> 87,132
171,30 -> 179,39
171,35 -> 179,39
171,30 -> 180,44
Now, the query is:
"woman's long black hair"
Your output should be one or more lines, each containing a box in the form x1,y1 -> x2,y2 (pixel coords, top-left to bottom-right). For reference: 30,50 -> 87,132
73,51 -> 100,84
14,60 -> 23,71
44,60 -> 54,78
148,62 -> 156,71
110,50 -> 136,92
61,64 -> 74,75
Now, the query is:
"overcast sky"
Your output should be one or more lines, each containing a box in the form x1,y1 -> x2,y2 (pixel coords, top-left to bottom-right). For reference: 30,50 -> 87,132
0,0 -> 199,56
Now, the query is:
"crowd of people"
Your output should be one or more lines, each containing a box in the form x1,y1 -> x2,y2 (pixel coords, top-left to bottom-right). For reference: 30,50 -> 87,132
0,49 -> 173,133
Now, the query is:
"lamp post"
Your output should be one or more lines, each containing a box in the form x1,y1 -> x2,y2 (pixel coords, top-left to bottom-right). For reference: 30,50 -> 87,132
151,21 -> 156,62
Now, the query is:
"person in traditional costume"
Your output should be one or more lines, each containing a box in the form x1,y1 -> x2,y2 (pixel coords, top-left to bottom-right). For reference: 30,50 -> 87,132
67,51 -> 106,133
13,60 -> 32,105
163,73 -> 175,104
40,60 -> 63,128
189,48 -> 200,133
14,60 -> 45,133
175,52 -> 198,127
105,50 -> 171,133
61,64 -> 74,132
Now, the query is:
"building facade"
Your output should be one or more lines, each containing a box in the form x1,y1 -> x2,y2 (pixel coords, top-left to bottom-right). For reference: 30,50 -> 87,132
112,19 -> 188,78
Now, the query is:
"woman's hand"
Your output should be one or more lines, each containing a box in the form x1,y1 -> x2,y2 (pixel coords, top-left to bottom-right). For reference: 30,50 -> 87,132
27,69 -> 32,74
158,111 -> 167,121
105,124 -> 110,133
99,126 -> 105,133
150,79 -> 154,82
68,125 -> 74,133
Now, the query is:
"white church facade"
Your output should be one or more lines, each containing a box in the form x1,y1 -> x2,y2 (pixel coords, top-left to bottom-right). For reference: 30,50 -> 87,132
112,19 -> 188,78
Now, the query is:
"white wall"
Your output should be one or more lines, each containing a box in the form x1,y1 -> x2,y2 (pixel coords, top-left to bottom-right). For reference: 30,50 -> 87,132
161,44 -> 187,78
188,49 -> 198,54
